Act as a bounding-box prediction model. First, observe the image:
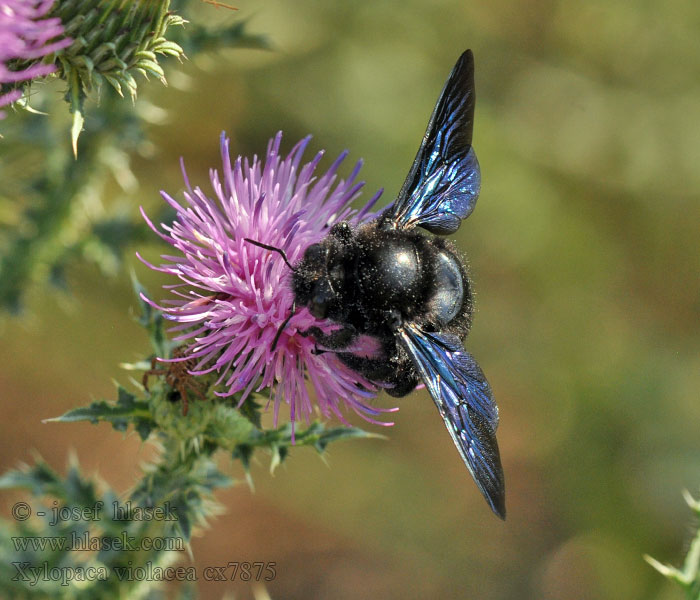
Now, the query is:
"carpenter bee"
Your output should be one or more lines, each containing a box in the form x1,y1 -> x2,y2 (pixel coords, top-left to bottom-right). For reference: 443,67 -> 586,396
283,50 -> 504,518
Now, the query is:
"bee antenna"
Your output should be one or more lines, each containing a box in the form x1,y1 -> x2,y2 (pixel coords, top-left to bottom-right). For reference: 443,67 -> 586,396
243,238 -> 297,272
271,302 -> 297,352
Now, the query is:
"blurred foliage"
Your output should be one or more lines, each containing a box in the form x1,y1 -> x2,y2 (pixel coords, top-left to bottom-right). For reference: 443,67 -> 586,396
0,0 -> 267,314
141,2 -> 697,598
0,89 -> 149,312
646,490 -> 700,599
0,0 -> 698,599
55,0 -> 187,155
0,454 -> 225,598
0,280 -> 373,598
2,0 -> 185,153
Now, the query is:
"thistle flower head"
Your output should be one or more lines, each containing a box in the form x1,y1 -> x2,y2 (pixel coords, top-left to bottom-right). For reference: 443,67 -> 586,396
140,132 -> 397,431
0,0 -> 70,114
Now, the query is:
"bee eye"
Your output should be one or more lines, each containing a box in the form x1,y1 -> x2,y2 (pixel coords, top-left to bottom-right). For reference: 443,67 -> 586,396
310,299 -> 328,319
328,262 -> 345,291
304,243 -> 324,262
310,279 -> 333,319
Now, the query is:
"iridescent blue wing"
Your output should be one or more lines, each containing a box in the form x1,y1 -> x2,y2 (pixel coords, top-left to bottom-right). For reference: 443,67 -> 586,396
398,323 -> 505,518
381,50 -> 481,234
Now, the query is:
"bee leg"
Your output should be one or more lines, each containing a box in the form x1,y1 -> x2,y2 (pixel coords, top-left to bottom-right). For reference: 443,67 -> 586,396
385,347 -> 420,397
301,325 -> 357,350
383,364 -> 420,397
337,350 -> 419,398
271,308 -> 295,352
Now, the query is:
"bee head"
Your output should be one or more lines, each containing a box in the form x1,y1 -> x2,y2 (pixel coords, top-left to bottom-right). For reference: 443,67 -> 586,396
292,242 -> 336,319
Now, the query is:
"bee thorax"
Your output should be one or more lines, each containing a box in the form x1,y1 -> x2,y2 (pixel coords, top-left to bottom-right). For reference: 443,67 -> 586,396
354,237 -> 423,309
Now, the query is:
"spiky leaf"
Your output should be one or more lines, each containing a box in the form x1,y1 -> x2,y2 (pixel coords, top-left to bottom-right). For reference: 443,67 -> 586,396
46,386 -> 155,441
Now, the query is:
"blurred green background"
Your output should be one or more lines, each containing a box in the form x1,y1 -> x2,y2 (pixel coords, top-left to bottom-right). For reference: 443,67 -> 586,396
1,0 -> 699,598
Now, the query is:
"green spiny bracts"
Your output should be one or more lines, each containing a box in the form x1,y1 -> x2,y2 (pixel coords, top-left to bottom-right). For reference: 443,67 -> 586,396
52,0 -> 186,154
646,490 -> 700,598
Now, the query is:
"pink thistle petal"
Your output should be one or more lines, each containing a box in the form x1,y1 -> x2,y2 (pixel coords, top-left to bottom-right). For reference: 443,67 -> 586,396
0,0 -> 71,116
142,132 -> 394,433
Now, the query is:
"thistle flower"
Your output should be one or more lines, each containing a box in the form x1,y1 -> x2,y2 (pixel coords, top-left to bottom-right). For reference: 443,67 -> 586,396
140,132 -> 397,431
0,0 -> 70,115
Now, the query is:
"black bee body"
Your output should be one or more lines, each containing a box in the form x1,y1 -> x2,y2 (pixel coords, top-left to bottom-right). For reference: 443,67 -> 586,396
290,50 -> 507,519
293,221 -> 472,397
